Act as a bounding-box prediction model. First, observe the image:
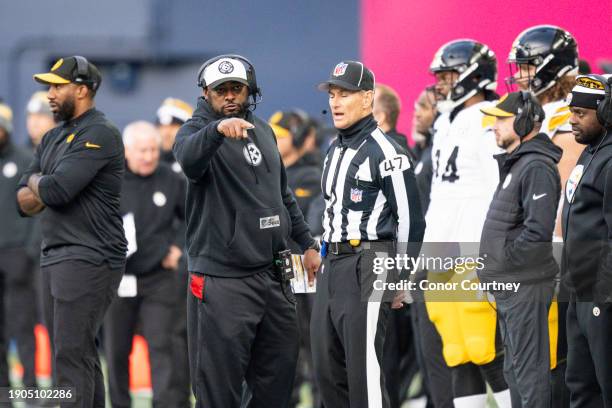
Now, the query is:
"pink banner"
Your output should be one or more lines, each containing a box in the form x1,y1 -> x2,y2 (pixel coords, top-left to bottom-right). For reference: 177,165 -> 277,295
362,0 -> 612,138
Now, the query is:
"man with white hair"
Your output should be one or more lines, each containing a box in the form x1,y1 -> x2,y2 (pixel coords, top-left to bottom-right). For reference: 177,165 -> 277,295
104,121 -> 185,408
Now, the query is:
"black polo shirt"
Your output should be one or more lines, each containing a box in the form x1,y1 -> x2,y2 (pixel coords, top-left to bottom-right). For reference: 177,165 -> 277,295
18,108 -> 127,269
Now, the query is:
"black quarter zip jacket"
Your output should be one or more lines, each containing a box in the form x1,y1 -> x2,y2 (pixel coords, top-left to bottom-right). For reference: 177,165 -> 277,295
0,141 -> 36,251
121,163 -> 185,275
562,130 -> 612,302
17,108 -> 127,269
173,97 -> 314,277
479,133 -> 562,284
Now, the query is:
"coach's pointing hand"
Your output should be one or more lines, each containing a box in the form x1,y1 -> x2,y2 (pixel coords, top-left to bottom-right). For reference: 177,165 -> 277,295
217,118 -> 254,139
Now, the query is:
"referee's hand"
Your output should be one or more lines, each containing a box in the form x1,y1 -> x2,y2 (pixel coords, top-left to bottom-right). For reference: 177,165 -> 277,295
303,248 -> 321,287
217,118 -> 254,139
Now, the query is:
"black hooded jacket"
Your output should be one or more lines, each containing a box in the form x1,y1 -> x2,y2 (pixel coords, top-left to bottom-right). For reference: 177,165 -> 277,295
562,130 -> 612,302
173,97 -> 314,277
479,133 -> 562,284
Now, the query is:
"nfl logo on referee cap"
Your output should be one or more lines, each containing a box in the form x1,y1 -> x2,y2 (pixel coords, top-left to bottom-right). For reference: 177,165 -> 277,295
350,188 -> 363,203
333,62 -> 348,77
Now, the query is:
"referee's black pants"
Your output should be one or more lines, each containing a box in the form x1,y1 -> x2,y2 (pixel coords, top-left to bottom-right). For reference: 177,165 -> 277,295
187,268 -> 298,408
104,269 -> 176,408
382,305 -> 418,408
311,250 -> 391,408
41,259 -> 123,408
566,298 -> 612,408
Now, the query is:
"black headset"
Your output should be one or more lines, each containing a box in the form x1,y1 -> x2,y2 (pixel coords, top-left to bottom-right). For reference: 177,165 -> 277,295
590,74 -> 612,128
196,54 -> 261,100
514,90 -> 537,138
73,55 -> 99,91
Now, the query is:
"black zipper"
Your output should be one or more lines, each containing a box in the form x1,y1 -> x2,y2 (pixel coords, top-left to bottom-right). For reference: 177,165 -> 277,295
326,145 -> 347,240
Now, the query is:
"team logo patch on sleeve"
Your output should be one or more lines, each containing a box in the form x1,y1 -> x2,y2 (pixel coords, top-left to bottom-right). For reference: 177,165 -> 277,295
379,154 -> 410,177
333,63 -> 348,77
350,188 -> 363,203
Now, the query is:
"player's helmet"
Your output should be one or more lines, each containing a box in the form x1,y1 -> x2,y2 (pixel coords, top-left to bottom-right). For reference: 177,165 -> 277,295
430,39 -> 497,109
507,25 -> 578,95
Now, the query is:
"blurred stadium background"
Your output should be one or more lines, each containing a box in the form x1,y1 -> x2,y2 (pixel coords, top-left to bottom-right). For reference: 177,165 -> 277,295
1,1 -> 610,406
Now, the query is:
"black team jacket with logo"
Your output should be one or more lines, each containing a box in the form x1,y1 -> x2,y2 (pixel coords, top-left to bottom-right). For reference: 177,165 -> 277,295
1,141 -> 36,253
479,133 -> 562,285
121,163 -> 185,275
17,108 -> 127,269
562,131 -> 612,302
173,97 -> 315,277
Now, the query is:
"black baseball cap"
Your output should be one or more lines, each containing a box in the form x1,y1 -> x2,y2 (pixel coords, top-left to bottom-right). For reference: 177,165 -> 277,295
481,91 -> 545,121
318,60 -> 375,92
33,56 -> 102,91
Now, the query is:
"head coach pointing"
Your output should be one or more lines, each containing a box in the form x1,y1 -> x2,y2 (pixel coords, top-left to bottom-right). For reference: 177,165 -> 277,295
172,55 -> 321,408
16,56 -> 127,407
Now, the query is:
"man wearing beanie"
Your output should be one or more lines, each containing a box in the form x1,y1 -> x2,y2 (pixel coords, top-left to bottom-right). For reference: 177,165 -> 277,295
562,74 -> 612,407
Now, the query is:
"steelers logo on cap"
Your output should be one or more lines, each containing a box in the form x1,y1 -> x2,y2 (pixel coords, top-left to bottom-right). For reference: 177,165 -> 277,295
593,306 -> 600,317
153,191 -> 167,207
218,61 -> 234,74
243,143 -> 262,166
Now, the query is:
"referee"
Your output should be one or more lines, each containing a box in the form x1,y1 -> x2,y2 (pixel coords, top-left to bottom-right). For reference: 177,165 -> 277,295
16,56 -> 126,407
311,60 -> 425,408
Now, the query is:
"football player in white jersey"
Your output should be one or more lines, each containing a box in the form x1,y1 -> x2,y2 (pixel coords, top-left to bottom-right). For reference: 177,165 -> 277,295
423,40 -> 511,408
507,24 -> 580,408
508,25 -> 580,238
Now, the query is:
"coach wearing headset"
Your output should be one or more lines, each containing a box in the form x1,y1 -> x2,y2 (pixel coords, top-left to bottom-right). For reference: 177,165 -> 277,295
173,55 -> 321,408
479,91 -> 561,407
563,74 -> 612,407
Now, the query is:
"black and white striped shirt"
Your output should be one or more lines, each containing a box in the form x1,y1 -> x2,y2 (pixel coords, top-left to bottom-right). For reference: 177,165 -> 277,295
321,116 -> 425,252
